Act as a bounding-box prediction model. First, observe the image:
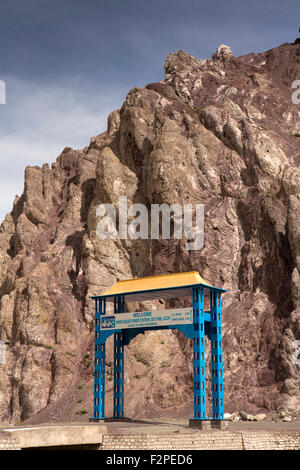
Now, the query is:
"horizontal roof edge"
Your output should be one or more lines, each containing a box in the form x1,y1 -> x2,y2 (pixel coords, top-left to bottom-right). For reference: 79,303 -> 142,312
90,271 -> 227,301
90,284 -> 227,299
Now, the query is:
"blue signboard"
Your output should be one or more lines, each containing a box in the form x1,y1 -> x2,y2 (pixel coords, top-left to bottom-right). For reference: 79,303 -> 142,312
99,307 -> 193,331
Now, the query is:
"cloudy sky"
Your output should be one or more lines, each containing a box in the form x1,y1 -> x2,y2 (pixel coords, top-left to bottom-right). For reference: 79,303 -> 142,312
0,0 -> 298,221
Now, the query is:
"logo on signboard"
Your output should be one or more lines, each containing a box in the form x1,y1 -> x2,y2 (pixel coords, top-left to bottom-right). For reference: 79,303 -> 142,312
100,316 -> 115,329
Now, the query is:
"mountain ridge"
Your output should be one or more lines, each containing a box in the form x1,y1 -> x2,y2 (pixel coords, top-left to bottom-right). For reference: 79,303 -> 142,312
0,39 -> 299,424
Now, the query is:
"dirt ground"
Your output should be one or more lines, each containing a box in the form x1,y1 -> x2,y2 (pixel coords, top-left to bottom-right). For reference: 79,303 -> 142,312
100,417 -> 300,435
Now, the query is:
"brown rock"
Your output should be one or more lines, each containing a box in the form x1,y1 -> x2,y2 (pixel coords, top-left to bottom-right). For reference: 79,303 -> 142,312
0,40 -> 300,424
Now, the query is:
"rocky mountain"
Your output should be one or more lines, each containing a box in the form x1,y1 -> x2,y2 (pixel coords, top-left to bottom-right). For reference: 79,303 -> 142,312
0,39 -> 300,424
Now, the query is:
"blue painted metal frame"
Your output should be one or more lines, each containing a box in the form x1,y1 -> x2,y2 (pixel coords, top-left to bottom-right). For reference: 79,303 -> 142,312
93,297 -> 106,419
210,290 -> 224,419
90,284 -> 225,421
192,287 -> 206,419
113,295 -> 125,418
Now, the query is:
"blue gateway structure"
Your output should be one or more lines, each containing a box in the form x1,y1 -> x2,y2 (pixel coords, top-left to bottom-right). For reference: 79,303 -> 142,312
89,271 -> 226,427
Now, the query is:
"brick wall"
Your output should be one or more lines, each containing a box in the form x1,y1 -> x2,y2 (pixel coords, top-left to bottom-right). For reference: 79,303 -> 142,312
100,431 -> 300,451
242,431 -> 300,450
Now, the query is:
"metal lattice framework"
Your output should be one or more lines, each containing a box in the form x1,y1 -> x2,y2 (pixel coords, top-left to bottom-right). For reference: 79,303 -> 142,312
89,272 -> 226,422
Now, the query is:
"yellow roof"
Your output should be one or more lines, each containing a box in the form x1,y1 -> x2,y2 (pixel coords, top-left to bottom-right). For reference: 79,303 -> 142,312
93,271 -> 223,302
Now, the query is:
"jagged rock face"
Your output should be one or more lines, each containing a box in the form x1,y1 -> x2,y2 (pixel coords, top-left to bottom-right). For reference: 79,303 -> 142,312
0,41 -> 300,424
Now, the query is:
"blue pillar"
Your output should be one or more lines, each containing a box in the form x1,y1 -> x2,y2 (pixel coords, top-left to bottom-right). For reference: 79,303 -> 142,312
92,297 -> 106,420
210,290 -> 224,419
192,287 -> 206,419
113,295 -> 125,418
